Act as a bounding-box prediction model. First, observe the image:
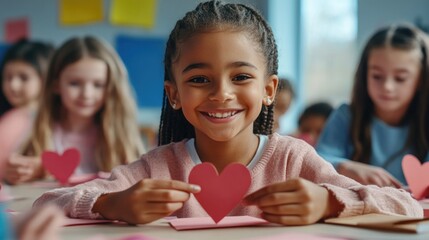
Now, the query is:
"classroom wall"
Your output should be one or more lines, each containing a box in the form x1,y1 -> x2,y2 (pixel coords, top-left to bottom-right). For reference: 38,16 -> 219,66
0,0 -> 267,45
357,0 -> 429,50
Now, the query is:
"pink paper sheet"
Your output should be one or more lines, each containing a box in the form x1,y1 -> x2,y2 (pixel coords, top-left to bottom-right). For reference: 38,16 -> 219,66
64,218 -> 115,227
248,233 -> 349,240
169,216 -> 269,230
85,234 -> 160,240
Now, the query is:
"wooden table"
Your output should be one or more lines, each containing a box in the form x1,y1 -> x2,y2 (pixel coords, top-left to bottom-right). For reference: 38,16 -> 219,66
6,183 -> 429,240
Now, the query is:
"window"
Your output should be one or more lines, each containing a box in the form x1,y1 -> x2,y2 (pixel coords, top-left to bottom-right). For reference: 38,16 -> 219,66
269,0 -> 357,134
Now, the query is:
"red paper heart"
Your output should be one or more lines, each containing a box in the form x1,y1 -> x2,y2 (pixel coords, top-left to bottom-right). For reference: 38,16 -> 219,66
189,162 -> 251,223
402,154 -> 429,200
41,148 -> 80,185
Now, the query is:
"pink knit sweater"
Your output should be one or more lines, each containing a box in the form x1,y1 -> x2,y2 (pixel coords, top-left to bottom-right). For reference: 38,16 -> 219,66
33,133 -> 423,219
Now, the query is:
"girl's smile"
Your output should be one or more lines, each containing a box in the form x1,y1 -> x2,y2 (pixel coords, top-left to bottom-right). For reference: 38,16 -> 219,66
202,109 -> 242,123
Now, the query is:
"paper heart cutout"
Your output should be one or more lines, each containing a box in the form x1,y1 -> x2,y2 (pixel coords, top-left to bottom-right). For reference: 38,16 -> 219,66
41,148 -> 80,185
402,154 -> 429,200
189,162 -> 251,223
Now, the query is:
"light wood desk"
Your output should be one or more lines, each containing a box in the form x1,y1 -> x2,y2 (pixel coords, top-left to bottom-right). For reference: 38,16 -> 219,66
6,183 -> 429,240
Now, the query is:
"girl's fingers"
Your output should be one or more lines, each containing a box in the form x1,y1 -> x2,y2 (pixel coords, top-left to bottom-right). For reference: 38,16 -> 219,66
141,179 -> 201,193
248,192 -> 302,207
18,206 -> 64,240
367,175 -> 386,187
386,174 -> 403,188
260,203 -> 306,215
31,209 -> 64,240
143,202 -> 184,214
144,189 -> 191,202
245,179 -> 301,203
16,166 -> 32,176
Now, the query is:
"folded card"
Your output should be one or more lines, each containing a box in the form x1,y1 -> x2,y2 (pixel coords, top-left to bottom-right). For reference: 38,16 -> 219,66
325,213 -> 429,233
169,216 -> 268,231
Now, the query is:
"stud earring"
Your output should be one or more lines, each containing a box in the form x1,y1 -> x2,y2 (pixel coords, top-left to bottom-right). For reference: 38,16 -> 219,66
266,97 -> 272,105
172,103 -> 177,109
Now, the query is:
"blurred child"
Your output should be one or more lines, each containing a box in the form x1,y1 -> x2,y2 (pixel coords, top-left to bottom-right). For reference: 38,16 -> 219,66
0,39 -> 54,171
294,102 -> 333,146
273,77 -> 294,133
0,39 -> 54,116
0,125 -> 64,240
4,36 -> 145,185
316,24 -> 429,187
34,1 -> 422,226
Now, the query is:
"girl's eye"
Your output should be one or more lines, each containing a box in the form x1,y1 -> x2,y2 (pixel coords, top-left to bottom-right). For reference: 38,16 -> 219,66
370,74 -> 383,81
395,77 -> 407,83
189,76 -> 209,84
94,82 -> 106,88
233,74 -> 251,81
68,81 -> 80,87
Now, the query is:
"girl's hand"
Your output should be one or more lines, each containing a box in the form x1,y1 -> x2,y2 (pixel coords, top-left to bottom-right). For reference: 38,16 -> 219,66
93,179 -> 201,224
14,205 -> 64,240
243,178 -> 342,225
4,154 -> 43,185
338,161 -> 402,188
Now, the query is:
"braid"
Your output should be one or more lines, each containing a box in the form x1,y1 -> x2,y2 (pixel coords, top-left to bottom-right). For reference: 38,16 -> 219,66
158,0 -> 278,145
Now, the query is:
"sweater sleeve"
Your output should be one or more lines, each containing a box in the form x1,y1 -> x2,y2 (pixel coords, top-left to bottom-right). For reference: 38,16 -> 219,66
299,146 -> 423,218
33,160 -> 148,219
316,104 -> 353,168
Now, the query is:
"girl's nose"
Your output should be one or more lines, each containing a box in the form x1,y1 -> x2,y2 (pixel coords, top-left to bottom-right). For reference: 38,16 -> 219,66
9,77 -> 22,91
208,79 -> 234,102
82,84 -> 93,98
383,78 -> 395,92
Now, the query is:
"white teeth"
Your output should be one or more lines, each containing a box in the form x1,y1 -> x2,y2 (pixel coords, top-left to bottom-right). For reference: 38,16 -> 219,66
208,111 -> 236,118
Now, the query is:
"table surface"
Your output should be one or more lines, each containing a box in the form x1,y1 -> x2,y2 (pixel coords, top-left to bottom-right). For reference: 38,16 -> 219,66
5,182 -> 429,240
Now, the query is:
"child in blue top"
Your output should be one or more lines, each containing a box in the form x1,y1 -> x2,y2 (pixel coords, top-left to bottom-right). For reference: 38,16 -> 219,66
316,24 -> 429,187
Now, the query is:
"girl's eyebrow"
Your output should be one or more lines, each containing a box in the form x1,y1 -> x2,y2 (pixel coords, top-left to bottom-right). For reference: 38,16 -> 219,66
182,61 -> 258,74
368,65 -> 382,70
369,65 -> 411,74
182,63 -> 208,73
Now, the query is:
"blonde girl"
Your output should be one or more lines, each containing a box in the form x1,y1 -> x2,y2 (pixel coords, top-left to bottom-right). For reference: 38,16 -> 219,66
5,36 -> 145,184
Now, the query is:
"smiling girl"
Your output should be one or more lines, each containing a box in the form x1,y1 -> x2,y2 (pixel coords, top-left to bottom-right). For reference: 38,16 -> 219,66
34,2 -> 422,225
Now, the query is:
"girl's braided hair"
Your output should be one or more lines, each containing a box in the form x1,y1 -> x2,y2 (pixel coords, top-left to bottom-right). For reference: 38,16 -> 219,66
159,0 -> 278,145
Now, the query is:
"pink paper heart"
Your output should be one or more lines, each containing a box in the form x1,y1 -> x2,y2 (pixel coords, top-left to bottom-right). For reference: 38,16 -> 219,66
42,148 -> 80,185
402,154 -> 429,200
189,162 -> 251,223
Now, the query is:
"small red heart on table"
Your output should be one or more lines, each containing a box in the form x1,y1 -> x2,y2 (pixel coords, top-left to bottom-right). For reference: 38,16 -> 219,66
41,148 -> 80,185
189,162 -> 251,223
402,154 -> 429,200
